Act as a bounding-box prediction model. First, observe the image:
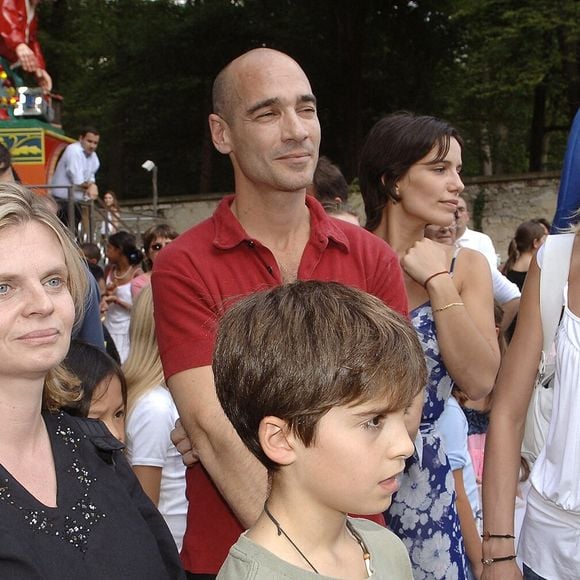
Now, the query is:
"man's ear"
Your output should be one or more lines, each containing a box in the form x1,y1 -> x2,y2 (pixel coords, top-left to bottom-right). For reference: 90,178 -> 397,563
259,416 -> 297,467
209,113 -> 233,154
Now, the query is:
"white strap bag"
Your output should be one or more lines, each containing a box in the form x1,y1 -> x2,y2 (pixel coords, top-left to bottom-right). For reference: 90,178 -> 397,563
521,234 -> 575,465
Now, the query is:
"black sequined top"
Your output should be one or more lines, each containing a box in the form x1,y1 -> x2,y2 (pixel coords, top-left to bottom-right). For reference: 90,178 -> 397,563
0,411 -> 184,579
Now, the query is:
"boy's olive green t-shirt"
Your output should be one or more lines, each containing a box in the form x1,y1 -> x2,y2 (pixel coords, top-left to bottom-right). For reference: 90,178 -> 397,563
217,517 -> 413,579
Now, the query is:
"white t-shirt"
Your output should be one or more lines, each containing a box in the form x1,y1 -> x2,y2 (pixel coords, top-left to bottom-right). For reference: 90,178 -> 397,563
457,227 -> 498,270
491,268 -> 521,304
125,385 -> 187,551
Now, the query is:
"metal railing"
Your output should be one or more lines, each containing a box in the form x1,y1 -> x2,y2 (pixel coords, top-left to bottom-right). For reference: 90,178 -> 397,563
28,184 -> 161,248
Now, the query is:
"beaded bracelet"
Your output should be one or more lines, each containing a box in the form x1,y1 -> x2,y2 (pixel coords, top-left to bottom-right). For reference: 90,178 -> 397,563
481,555 -> 517,566
423,270 -> 448,288
433,302 -> 464,313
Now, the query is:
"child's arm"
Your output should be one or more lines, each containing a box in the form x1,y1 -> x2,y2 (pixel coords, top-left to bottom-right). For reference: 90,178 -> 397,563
133,465 -> 162,506
439,396 -> 482,577
453,468 -> 483,579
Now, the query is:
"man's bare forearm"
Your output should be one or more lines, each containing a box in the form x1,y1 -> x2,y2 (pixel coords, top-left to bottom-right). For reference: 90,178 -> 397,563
168,366 -> 267,527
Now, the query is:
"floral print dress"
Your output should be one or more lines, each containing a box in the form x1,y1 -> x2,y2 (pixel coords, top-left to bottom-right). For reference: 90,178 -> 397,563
386,301 -> 469,579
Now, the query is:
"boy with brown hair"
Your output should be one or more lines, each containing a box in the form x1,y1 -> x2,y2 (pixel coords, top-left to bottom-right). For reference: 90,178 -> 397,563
214,281 -> 426,579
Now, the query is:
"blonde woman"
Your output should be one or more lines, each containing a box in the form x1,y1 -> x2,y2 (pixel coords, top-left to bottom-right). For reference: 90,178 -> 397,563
0,183 -> 183,579
124,285 -> 187,551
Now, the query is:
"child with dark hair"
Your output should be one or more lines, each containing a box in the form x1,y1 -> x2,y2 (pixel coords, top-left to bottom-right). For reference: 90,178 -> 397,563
61,340 -> 127,443
215,281 -> 426,579
81,242 -> 105,291
81,241 -> 102,265
103,231 -> 143,361
437,302 -> 508,580
309,156 -> 360,226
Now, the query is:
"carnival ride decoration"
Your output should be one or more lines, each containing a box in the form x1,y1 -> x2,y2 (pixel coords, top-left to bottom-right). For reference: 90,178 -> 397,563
0,0 -> 71,186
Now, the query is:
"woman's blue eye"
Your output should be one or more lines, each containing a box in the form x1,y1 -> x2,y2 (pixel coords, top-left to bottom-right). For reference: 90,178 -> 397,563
46,277 -> 64,288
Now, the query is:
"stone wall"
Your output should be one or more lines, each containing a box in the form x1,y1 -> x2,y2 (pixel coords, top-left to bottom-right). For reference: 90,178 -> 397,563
123,172 -> 561,262
462,172 -> 559,261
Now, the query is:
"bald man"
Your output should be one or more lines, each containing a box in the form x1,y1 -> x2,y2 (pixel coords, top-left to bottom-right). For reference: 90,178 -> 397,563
151,49 -> 408,578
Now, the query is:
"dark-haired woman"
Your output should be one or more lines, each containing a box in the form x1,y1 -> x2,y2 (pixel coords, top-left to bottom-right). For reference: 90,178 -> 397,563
131,223 -> 178,298
359,112 -> 500,579
103,231 -> 143,362
100,190 -> 121,237
501,220 -> 546,340
501,220 -> 546,290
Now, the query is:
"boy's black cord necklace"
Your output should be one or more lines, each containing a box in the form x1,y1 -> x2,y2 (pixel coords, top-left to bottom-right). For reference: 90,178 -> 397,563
264,503 -> 319,573
263,503 -> 372,576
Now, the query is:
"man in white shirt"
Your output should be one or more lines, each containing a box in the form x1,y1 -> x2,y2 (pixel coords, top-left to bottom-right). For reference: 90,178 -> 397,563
50,127 -> 100,230
51,127 -> 100,201
453,197 -> 519,329
455,196 -> 498,269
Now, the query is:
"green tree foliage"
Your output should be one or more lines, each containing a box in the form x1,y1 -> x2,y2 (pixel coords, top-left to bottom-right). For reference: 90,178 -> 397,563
36,0 -> 578,200
446,0 -> 579,174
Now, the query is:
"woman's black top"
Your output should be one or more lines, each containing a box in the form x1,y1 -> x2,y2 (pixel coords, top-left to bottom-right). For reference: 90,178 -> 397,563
0,410 -> 185,579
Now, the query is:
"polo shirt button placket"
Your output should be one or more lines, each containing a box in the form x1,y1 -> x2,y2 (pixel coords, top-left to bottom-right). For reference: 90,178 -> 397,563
246,239 -> 275,278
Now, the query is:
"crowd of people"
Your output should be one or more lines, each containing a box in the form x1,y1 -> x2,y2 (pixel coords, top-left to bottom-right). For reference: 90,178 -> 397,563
0,47 -> 578,580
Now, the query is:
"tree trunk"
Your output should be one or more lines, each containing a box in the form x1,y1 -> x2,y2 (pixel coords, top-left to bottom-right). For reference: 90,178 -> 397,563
529,83 -> 546,172
556,0 -> 580,120
480,124 -> 493,176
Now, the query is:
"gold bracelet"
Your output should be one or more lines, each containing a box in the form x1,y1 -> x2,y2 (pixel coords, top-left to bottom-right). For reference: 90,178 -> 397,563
433,302 -> 464,313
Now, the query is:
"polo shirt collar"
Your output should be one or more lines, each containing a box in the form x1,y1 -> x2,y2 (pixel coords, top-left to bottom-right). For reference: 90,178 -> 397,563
212,194 -> 350,252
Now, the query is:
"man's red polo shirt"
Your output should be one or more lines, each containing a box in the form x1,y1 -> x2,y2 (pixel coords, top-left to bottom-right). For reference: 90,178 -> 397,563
152,195 -> 408,574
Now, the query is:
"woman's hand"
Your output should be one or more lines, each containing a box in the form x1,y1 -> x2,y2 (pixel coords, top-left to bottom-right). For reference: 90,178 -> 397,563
104,293 -> 118,305
401,238 -> 450,286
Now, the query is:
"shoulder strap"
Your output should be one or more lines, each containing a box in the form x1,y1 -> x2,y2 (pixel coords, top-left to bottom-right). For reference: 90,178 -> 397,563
449,245 -> 462,274
64,414 -> 126,465
540,234 -> 575,352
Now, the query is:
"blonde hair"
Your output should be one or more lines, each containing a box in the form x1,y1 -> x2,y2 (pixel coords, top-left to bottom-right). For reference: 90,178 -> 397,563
0,183 -> 88,409
123,285 -> 164,415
